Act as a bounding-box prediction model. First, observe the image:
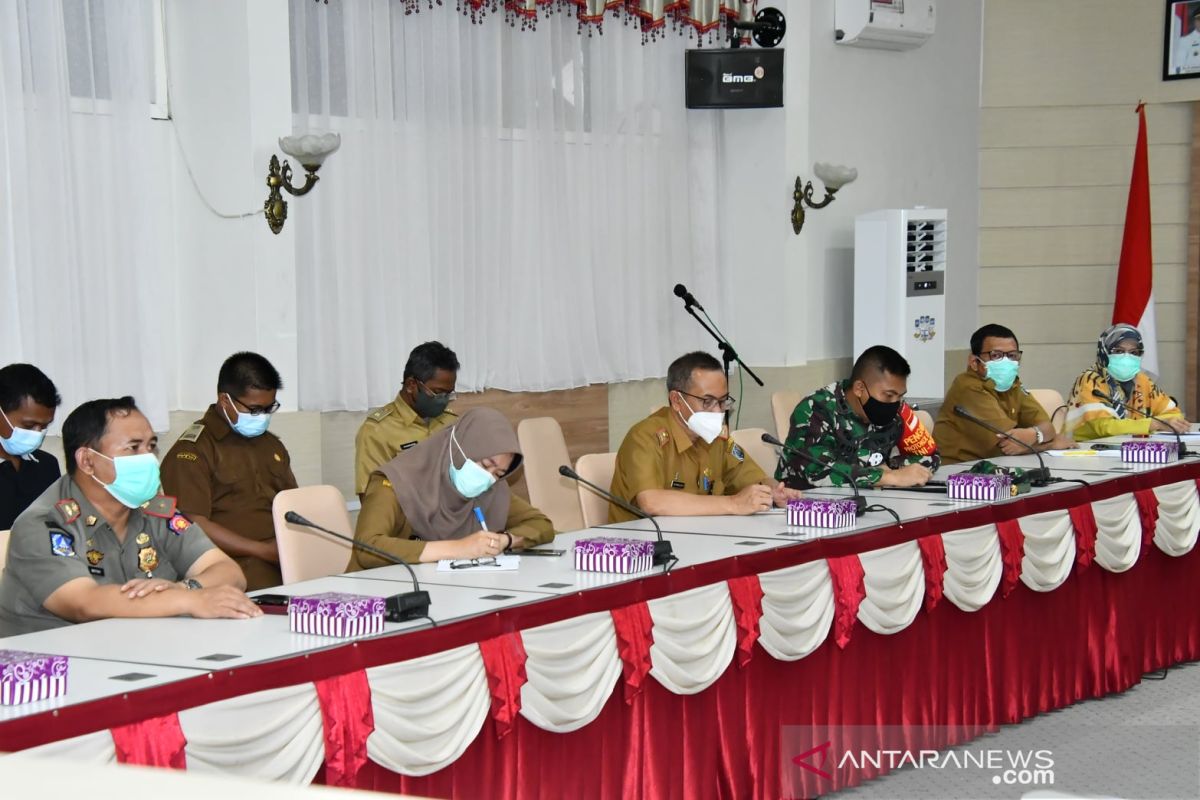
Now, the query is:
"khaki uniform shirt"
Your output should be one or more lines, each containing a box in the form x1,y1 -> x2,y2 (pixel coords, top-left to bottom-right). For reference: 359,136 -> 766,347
353,394 -> 457,495
608,406 -> 766,523
160,405 -> 297,590
933,371 -> 1050,464
347,473 -> 555,570
0,476 -> 214,636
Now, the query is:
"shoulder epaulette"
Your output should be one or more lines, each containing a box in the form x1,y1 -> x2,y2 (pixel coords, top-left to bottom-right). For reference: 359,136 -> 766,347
368,406 -> 393,423
178,423 -> 205,443
142,495 -> 178,519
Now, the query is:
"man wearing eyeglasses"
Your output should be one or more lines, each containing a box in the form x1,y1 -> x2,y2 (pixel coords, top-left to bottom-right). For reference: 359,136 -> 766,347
354,341 -> 460,499
160,352 -> 297,590
934,324 -> 1069,464
608,351 -> 803,522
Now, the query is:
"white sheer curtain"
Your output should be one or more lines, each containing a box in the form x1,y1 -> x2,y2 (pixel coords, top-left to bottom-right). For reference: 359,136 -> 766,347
289,0 -> 723,407
0,0 -> 169,428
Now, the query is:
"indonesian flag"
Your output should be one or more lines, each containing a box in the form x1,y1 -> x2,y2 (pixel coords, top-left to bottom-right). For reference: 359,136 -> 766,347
1112,102 -> 1158,376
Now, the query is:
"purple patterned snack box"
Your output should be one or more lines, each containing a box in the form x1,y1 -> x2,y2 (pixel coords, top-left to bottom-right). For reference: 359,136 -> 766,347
288,592 -> 386,638
0,650 -> 68,706
947,472 -> 1013,501
1121,440 -> 1179,464
574,537 -> 655,574
786,498 -> 857,529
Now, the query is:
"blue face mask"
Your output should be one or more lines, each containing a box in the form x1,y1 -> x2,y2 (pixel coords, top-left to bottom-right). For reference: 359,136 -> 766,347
90,450 -> 161,509
0,408 -> 46,457
447,430 -> 497,499
1104,352 -> 1142,383
223,394 -> 272,438
984,358 -> 1020,393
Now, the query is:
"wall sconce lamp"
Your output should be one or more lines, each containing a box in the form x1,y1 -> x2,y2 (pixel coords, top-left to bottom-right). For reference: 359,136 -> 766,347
264,133 -> 341,235
791,162 -> 858,234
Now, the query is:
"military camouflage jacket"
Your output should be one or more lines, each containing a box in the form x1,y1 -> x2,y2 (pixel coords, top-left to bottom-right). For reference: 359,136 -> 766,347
775,380 -> 940,488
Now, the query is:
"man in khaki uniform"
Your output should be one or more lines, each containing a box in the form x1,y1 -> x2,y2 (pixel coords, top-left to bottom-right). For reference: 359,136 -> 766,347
354,341 -> 460,497
934,323 -> 1071,464
161,352 -> 297,590
609,351 -> 803,522
0,397 -> 258,637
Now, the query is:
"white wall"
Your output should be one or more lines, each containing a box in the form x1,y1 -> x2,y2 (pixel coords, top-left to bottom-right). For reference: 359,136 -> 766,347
713,0 -> 982,371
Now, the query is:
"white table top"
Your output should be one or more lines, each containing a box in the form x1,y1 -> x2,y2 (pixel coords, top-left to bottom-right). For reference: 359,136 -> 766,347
0,657 -> 208,723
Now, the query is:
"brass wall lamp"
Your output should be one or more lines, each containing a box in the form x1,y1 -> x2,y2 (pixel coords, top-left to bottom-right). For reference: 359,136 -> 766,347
791,162 -> 857,234
264,133 -> 341,234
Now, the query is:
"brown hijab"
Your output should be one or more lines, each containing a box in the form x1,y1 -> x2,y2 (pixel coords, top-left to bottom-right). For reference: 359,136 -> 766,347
376,407 -> 523,539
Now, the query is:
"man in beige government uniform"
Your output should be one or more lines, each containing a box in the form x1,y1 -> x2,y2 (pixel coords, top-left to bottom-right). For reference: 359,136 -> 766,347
0,397 -> 257,637
609,351 -> 803,522
354,341 -> 460,497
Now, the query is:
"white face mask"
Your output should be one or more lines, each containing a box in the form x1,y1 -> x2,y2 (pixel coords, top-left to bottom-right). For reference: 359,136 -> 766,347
676,393 -> 724,444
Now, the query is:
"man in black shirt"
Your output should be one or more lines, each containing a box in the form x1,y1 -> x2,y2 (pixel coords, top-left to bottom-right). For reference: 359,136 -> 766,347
0,364 -> 62,529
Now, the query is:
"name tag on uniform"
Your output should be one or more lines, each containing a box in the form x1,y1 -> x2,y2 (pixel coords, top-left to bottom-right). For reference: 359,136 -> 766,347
400,441 -> 418,451
88,566 -> 105,577
670,480 -> 686,489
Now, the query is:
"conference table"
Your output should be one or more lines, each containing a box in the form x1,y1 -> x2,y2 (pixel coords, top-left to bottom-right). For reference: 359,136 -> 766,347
2,443 -> 1200,799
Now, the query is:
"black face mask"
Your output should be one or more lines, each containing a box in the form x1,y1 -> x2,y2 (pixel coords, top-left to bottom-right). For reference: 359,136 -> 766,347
412,385 -> 452,419
861,393 -> 901,427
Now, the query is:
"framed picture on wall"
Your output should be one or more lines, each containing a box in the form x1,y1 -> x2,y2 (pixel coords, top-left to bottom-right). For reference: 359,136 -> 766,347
1164,0 -> 1200,80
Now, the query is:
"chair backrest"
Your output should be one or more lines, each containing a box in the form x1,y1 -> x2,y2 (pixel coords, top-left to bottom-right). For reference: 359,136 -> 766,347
0,529 -> 9,573
574,452 -> 618,528
913,408 -> 935,434
517,417 -> 584,532
731,427 -> 779,477
771,390 -> 803,441
1029,388 -> 1067,433
272,486 -> 355,584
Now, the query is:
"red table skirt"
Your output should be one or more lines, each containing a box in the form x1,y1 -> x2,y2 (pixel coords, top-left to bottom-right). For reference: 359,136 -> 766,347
345,542 -> 1200,799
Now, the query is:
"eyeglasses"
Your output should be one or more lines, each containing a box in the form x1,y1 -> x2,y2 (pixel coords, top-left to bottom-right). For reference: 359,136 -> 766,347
449,557 -> 501,569
229,395 -> 280,416
1106,347 -> 1145,357
417,380 -> 456,401
976,350 -> 1022,363
677,390 -> 736,412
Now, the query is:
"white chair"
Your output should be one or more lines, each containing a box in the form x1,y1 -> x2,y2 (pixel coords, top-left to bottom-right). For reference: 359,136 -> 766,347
0,529 -> 9,573
1029,388 -> 1067,433
272,486 -> 355,584
771,390 -> 803,442
574,452 -> 617,528
913,408 -> 935,433
517,417 -> 584,532
731,427 -> 779,476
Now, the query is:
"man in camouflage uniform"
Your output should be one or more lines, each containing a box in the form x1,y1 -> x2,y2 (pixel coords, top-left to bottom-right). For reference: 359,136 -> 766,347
776,346 -> 939,489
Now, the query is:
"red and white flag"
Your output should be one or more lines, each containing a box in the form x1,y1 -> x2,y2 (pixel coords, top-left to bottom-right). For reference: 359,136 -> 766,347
1112,102 -> 1158,376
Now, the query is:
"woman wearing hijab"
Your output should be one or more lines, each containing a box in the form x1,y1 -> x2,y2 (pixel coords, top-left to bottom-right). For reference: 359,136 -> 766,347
1065,323 -> 1190,441
347,407 -> 555,569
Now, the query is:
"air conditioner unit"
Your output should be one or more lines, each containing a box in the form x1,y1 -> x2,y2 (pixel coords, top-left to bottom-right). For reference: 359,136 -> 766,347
853,208 -> 947,401
834,0 -> 935,51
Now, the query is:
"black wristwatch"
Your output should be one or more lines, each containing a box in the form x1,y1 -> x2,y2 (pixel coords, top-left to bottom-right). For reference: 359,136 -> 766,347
182,578 -> 202,591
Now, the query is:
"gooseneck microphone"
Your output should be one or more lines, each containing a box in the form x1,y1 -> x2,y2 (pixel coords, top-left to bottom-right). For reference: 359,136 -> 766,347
558,465 -> 674,567
761,432 -> 868,516
952,406 -> 1053,485
284,511 -> 432,622
1091,389 -> 1192,457
673,283 -> 704,312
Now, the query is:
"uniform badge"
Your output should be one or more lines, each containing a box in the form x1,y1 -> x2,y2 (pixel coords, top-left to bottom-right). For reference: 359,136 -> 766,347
55,498 -> 81,524
655,428 -> 669,447
88,566 -> 105,577
168,512 -> 192,534
135,532 -> 151,545
142,495 -> 177,519
731,443 -> 745,462
175,452 -> 198,462
137,546 -> 159,574
867,452 -> 884,467
49,530 -> 75,557
85,515 -> 98,527
400,441 -> 418,451
86,549 -> 104,566
700,468 -> 713,493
